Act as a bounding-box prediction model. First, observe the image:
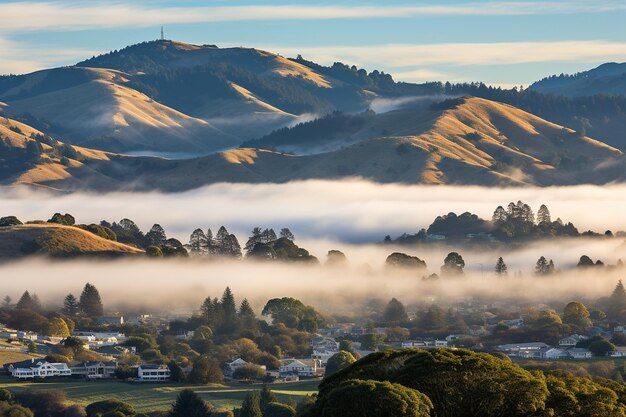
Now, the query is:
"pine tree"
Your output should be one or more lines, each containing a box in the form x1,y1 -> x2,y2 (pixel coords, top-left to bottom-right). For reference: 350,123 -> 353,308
220,287 -> 238,333
168,360 -> 186,383
245,227 -> 263,253
226,234 -> 242,259
169,389 -> 210,417
383,298 -> 408,323
204,228 -> 215,255
63,293 -> 78,316
260,228 -> 277,244
240,392 -> 262,417
610,280 -> 626,312
16,291 -> 40,311
189,229 -> 208,255
279,228 -> 295,241
259,385 -> 277,411
535,257 -> 549,275
495,257 -> 508,276
537,204 -> 551,224
214,226 -> 230,256
521,204 -> 535,223
79,283 -> 104,317
239,299 -> 258,333
2,295 -> 11,308
200,296 -> 223,329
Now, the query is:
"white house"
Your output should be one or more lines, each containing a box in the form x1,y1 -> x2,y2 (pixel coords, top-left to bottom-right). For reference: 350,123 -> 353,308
279,359 -> 321,378
537,348 -> 567,360
566,348 -> 593,359
225,358 -> 249,377
558,335 -> 587,347
496,342 -> 549,358
137,364 -> 170,382
8,359 -> 71,379
70,361 -> 117,379
310,335 -> 339,365
608,347 -> 626,357
400,340 -> 448,349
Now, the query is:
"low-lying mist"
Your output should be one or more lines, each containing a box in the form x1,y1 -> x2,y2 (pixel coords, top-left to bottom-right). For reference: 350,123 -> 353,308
2,179 -> 626,316
2,180 -> 626,242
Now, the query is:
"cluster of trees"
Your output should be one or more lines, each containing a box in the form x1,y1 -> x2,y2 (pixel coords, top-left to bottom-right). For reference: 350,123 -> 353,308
299,348 -> 626,417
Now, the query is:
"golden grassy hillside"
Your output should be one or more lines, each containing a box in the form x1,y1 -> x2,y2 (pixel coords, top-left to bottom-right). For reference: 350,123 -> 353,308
0,224 -> 144,259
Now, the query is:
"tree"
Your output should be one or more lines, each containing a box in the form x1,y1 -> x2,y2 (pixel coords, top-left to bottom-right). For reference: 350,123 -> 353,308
325,351 -> 357,376
168,360 -> 185,383
495,257 -> 507,276
200,296 -> 224,329
64,405 -> 87,417
85,399 -> 135,417
535,256 -> 552,275
2,296 -> 11,308
359,334 -> 386,351
536,204 -> 551,224
189,229 -> 208,255
0,403 -> 34,417
240,392 -> 262,417
385,253 -> 427,271
318,379 -> 432,417
492,206 -> 507,223
45,317 -> 70,337
220,287 -> 238,334
204,228 -> 215,255
589,339 -> 616,357
169,389 -> 211,417
233,364 -> 266,381
383,298 -> 408,323
610,280 -> 626,315
279,228 -> 295,241
262,298 -> 325,332
188,357 -> 223,384
577,255 -> 596,268
245,227 -> 263,253
146,245 -> 163,257
563,301 -> 592,330
441,252 -> 465,276
16,291 -> 41,312
63,293 -> 78,316
325,250 -> 348,267
239,299 -> 258,334
259,385 -> 277,410
79,283 -> 103,317
145,224 -> 167,247
27,341 -> 37,353
48,212 -> 75,226
263,402 -> 296,417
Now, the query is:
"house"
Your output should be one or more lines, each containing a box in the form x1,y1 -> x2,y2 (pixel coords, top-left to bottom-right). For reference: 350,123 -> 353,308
97,316 -> 124,326
537,348 -> 567,360
7,359 -> 71,379
311,336 -> 339,353
70,361 -> 117,379
496,342 -> 549,358
608,347 -> 626,357
94,345 -> 132,357
137,364 -> 170,382
225,358 -> 249,377
400,340 -> 448,349
558,335 -> 587,347
566,348 -> 593,359
0,331 -> 17,340
279,359 -> 321,378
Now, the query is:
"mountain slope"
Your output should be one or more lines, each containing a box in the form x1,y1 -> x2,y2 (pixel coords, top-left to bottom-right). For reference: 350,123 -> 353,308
0,224 -> 143,259
530,62 -> 626,97
0,67 -> 236,154
2,97 -> 622,191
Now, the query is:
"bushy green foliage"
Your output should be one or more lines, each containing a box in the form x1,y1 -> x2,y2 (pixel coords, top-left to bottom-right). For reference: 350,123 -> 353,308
85,399 -> 135,417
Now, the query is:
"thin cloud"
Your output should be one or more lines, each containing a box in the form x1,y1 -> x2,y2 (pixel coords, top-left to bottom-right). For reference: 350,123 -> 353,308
270,41 -> 626,69
0,36 -> 95,74
0,2 -> 625,32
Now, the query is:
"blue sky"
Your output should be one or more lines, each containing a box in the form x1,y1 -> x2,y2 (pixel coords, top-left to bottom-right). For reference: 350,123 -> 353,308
1,0 -> 626,86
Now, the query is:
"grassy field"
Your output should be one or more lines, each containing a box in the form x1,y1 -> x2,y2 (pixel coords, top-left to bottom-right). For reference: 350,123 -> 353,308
0,350 -> 42,366
0,375 -> 319,412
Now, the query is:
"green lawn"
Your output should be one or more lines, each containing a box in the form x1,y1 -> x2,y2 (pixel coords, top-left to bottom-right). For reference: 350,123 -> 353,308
0,375 -> 319,412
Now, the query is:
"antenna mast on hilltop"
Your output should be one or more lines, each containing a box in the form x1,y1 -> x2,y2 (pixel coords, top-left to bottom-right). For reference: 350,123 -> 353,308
160,26 -> 165,41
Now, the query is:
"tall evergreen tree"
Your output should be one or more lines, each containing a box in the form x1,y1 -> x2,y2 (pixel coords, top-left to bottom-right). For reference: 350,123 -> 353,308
260,228 -> 277,244
239,299 -> 258,333
204,228 -> 215,255
79,283 -> 104,317
189,229 -> 208,255
537,204 -> 552,224
259,385 -> 278,411
63,293 -> 78,316
495,257 -> 508,276
214,226 -> 231,256
200,296 -> 223,329
220,287 -> 238,333
169,389 -> 211,417
383,298 -> 408,323
610,280 -> 626,313
16,291 -> 41,311
2,295 -> 11,308
245,227 -> 263,253
225,234 -> 242,259
240,392 -> 263,417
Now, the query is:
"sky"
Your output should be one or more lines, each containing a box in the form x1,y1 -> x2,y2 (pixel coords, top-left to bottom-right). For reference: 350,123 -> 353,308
1,1 -> 626,86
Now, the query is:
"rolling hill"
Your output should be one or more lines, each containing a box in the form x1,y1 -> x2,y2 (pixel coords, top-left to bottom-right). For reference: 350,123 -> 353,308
0,223 -> 144,259
530,62 -> 626,97
1,97 -> 623,191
